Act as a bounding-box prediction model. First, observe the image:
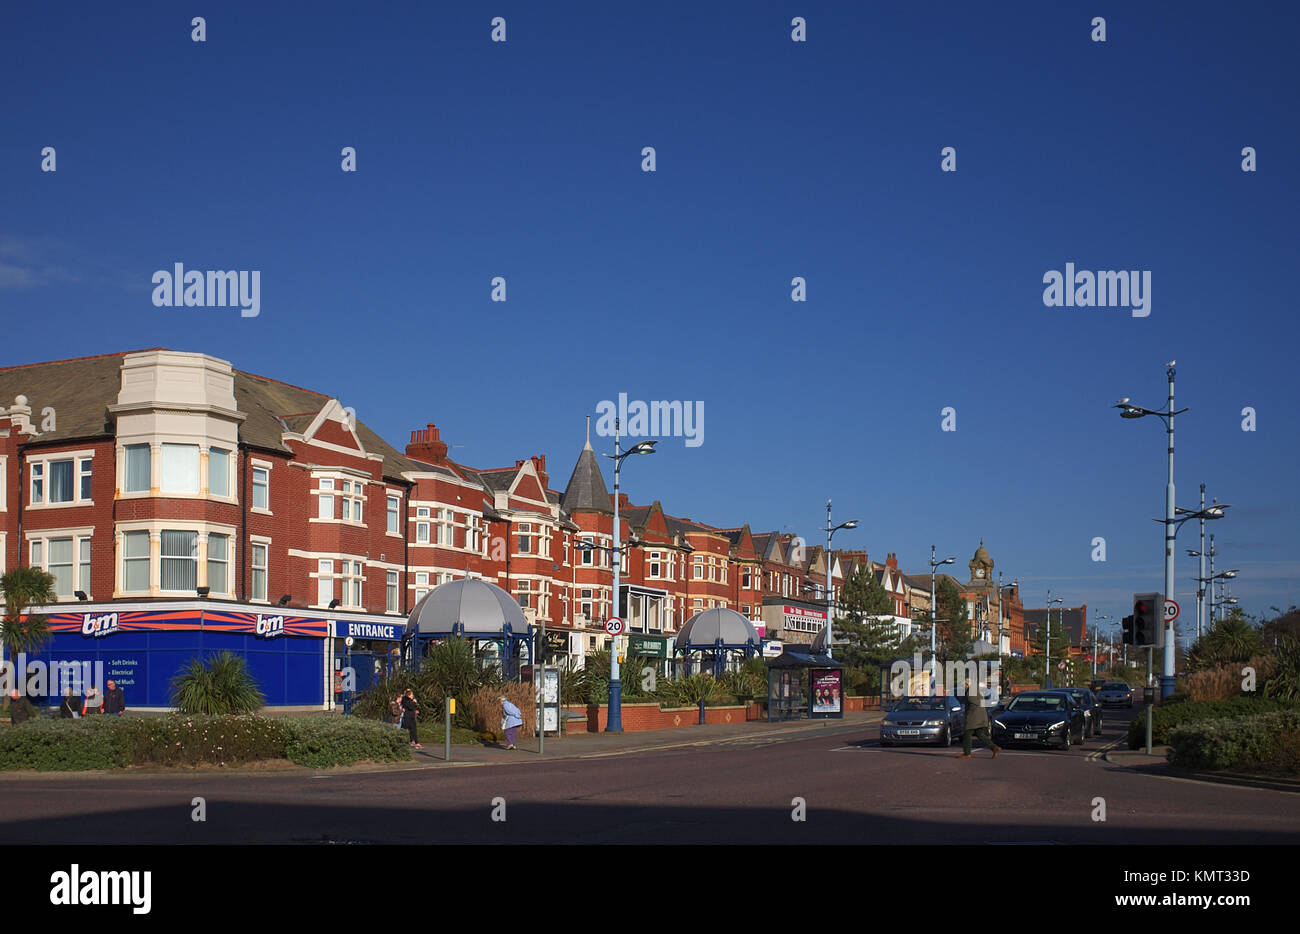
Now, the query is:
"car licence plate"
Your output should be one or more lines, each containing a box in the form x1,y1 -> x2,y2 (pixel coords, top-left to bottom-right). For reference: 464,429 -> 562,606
1014,733 -> 1037,740
898,729 -> 920,735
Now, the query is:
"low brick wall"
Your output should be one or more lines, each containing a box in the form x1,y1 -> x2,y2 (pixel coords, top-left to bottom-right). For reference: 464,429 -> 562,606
563,702 -> 766,733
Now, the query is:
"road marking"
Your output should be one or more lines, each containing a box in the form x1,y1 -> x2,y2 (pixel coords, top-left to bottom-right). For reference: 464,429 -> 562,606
1086,737 -> 1125,762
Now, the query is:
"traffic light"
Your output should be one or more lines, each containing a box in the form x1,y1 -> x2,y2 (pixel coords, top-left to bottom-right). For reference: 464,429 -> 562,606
1132,593 -> 1163,647
1121,614 -> 1135,645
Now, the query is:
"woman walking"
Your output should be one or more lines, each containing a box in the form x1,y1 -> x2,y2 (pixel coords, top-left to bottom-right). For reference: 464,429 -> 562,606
500,695 -> 523,750
400,689 -> 421,748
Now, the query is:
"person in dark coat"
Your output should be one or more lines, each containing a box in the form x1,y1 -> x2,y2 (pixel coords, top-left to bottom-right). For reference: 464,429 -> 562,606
387,694 -> 404,729
60,687 -> 82,719
103,680 -> 126,716
958,678 -> 1000,759
6,689 -> 36,725
400,689 -> 421,748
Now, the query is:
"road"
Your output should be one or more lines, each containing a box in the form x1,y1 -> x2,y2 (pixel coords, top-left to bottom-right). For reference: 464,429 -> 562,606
1,708 -> 1296,844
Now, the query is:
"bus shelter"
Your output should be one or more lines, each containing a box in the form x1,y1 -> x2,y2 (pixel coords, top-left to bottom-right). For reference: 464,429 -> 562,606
766,649 -> 845,721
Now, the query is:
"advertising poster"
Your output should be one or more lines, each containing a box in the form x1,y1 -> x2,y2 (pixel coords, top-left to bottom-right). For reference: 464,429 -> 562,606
810,668 -> 843,716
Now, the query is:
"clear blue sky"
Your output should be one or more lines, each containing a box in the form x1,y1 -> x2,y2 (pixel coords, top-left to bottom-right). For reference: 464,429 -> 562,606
3,1 -> 1298,639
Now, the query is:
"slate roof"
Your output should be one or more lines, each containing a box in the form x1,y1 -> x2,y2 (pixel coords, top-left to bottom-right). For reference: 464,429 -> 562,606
0,350 -> 425,482
560,440 -> 611,515
1023,607 -> 1087,646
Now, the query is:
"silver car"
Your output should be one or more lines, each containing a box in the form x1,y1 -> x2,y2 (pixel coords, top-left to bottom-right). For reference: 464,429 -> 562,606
1097,682 -> 1134,708
880,695 -> 967,747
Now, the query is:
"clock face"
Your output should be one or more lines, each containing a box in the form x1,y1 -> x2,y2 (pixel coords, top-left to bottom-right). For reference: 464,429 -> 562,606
976,569 -> 985,578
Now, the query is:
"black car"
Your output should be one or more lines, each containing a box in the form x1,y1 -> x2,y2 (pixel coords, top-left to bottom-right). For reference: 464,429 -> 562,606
1047,688 -> 1104,738
990,691 -> 1087,750
880,695 -> 967,747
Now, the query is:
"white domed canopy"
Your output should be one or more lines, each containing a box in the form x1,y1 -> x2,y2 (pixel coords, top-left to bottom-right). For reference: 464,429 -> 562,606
674,607 -> 760,650
405,578 -> 528,637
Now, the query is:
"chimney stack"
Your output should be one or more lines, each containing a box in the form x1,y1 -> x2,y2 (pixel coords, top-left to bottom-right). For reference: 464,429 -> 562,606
405,423 -> 449,464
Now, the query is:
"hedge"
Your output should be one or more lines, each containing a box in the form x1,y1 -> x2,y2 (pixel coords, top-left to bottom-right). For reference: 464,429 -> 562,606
282,717 -> 412,768
0,714 -> 412,771
1167,710 -> 1300,774
1128,696 -> 1300,749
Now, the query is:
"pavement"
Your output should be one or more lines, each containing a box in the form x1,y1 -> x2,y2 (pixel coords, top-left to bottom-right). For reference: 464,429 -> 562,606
400,710 -> 879,770
1105,743 -> 1300,794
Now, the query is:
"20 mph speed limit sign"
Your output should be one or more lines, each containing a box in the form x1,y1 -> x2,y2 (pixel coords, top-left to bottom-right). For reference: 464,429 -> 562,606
604,617 -> 625,636
1164,599 -> 1180,623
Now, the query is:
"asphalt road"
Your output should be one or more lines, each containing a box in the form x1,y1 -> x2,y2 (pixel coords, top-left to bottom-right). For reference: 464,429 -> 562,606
2,707 -> 1296,844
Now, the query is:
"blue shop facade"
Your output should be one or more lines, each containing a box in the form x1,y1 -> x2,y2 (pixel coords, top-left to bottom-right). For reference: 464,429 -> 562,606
15,602 -> 405,710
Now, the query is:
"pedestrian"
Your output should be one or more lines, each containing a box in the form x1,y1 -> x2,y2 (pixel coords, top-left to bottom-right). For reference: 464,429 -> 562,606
958,678 -> 1000,759
82,685 -> 103,716
6,689 -> 36,725
60,687 -> 82,719
400,689 -> 421,748
103,679 -> 126,716
388,693 -> 404,729
500,695 -> 523,750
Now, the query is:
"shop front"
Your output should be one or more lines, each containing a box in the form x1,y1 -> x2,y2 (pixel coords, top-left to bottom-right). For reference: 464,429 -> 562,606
15,603 -> 331,710
333,617 -> 405,702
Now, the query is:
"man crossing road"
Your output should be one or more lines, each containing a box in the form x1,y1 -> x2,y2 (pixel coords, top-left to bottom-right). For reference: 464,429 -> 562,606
958,677 -> 1000,759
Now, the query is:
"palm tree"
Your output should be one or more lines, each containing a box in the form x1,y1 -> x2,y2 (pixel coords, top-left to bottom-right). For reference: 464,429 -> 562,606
1,567 -> 57,684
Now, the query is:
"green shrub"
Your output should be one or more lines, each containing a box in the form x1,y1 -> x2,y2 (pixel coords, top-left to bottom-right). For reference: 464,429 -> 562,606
128,715 -> 289,766
283,716 -> 412,768
0,717 -> 135,771
1167,710 -> 1300,774
658,672 -> 722,707
170,651 -> 266,714
1128,696 -> 1300,749
1263,636 -> 1300,701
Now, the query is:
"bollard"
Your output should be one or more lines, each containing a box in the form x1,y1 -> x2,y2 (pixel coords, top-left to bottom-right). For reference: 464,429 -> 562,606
698,698 -> 705,725
445,697 -> 455,762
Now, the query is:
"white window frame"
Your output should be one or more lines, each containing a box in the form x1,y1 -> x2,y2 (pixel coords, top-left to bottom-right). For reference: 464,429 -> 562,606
27,451 -> 95,508
386,570 -> 399,613
251,461 -> 272,513
160,443 -> 201,495
387,495 -> 401,535
250,538 -> 270,603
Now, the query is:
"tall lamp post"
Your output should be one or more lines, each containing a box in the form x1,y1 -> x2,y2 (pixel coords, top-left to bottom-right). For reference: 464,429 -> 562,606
601,422 -> 656,733
822,500 -> 858,661
1092,613 -> 1112,677
1045,595 -> 1063,688
1113,363 -> 1222,699
929,546 -> 955,694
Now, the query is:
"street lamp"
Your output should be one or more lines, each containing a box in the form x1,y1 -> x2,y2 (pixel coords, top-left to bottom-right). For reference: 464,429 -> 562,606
823,500 -> 858,661
1045,595 -> 1063,688
1112,361 -> 1190,700
1092,613 -> 1112,677
601,424 -> 656,733
929,546 -> 955,694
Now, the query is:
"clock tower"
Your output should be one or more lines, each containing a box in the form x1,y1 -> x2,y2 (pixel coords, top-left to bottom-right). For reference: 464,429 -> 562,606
968,540 -> 994,589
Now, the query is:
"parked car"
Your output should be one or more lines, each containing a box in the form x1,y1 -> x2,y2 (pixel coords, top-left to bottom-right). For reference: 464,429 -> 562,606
880,695 -> 967,747
990,691 -> 1087,750
1047,687 -> 1103,737
1097,682 -> 1134,708
1088,677 -> 1107,693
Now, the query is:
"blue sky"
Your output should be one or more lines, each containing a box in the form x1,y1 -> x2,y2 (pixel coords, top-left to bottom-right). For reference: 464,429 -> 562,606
3,1 -> 1298,638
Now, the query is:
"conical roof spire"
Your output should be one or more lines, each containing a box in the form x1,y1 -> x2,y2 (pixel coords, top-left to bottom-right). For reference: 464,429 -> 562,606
562,422 -> 611,514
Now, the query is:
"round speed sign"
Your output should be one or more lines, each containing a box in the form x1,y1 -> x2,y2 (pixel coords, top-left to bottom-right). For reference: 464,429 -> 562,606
604,617 -> 625,636
1164,599 -> 1180,623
